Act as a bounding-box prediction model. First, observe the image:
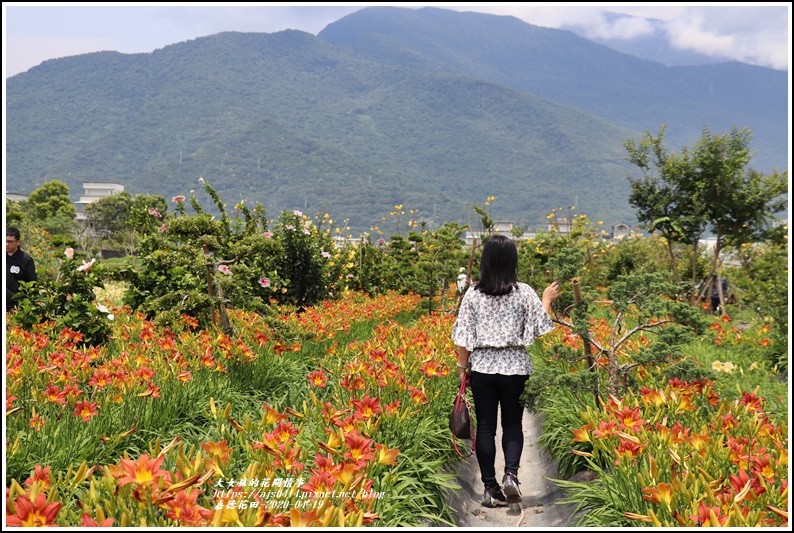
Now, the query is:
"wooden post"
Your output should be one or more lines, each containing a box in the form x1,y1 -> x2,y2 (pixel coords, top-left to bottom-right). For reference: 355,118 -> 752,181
572,277 -> 599,406
466,238 -> 477,283
203,244 -> 217,326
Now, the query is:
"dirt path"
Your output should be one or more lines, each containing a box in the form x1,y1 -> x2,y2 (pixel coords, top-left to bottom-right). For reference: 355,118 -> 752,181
445,408 -> 583,527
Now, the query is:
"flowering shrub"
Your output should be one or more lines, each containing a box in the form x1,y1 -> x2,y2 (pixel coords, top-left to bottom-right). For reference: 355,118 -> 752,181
9,249 -> 112,346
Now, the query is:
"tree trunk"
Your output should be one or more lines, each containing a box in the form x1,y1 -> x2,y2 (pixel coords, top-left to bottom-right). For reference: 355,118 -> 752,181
689,241 -> 700,305
666,236 -> 681,285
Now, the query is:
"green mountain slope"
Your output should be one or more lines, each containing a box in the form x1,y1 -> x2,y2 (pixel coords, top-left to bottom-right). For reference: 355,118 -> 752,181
318,7 -> 788,173
8,8 -> 785,235
7,29 -> 639,233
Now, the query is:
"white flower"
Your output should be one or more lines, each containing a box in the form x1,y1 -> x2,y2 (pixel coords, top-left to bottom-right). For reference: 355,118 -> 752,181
96,303 -> 110,314
217,265 -> 232,275
293,210 -> 303,217
77,258 -> 96,272
64,247 -> 74,259
258,277 -> 271,288
263,231 -> 273,238
321,251 -> 332,258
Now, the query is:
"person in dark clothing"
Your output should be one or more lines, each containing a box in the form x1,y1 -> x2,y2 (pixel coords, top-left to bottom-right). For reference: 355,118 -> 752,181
710,275 -> 728,314
6,227 -> 37,313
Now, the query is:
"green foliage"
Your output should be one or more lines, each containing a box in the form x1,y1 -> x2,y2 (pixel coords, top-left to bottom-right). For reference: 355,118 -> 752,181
10,254 -> 112,346
84,191 -> 134,234
25,180 -> 77,221
274,210 -> 327,307
725,239 -> 789,371
381,223 -> 469,313
625,126 -> 789,302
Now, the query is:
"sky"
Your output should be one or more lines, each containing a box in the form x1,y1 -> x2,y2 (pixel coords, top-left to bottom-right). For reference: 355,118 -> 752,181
2,3 -> 791,79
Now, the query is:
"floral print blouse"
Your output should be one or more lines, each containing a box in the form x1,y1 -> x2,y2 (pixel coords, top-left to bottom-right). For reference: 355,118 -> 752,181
452,283 -> 554,376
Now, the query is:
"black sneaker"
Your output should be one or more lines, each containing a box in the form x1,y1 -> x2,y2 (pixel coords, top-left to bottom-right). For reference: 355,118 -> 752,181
502,472 -> 522,504
481,485 -> 508,508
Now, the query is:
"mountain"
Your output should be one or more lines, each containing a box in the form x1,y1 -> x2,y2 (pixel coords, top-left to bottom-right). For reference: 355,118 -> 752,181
6,7 -> 788,236
318,7 -> 788,173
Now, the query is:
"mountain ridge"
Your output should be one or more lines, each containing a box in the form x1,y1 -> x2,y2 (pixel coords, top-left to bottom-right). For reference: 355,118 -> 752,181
6,8 -> 787,235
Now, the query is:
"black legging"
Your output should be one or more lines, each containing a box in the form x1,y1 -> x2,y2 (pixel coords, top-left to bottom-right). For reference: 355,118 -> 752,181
470,371 -> 528,488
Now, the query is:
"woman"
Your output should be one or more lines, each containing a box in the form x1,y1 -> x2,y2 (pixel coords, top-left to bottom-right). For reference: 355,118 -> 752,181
452,234 -> 560,507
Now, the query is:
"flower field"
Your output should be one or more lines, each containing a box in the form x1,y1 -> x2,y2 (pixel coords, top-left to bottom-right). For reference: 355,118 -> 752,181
5,291 -> 465,527
5,288 -> 789,527
532,311 -> 789,528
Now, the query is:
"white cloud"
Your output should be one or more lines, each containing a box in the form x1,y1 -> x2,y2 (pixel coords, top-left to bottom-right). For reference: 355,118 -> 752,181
570,12 -> 655,41
665,13 -> 736,57
661,7 -> 789,69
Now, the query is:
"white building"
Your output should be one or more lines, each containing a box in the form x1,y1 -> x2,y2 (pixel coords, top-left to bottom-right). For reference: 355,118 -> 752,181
464,221 -> 536,247
5,192 -> 29,202
75,181 -> 125,222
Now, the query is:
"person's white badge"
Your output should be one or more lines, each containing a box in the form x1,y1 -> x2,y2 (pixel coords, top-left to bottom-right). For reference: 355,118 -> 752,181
10,266 -> 20,274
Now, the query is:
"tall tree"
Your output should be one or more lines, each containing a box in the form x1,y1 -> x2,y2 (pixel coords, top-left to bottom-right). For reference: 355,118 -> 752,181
25,180 -> 76,221
691,127 -> 788,283
625,126 -> 788,309
84,191 -> 133,235
624,126 -> 707,293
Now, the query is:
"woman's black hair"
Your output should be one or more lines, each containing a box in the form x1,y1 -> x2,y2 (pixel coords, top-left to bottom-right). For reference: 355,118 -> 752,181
475,234 -> 518,296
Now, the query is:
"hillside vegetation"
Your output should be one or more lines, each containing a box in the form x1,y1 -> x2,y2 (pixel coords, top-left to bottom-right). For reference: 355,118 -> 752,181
6,8 -> 788,235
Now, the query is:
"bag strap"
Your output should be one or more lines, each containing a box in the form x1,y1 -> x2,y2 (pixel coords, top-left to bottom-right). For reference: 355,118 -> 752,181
452,379 -> 475,457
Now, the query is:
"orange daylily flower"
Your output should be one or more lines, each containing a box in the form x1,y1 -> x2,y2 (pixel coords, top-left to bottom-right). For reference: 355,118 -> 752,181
571,424 -> 592,443
73,400 -> 99,422
384,400 -> 401,414
343,431 -> 375,467
592,420 -> 617,439
407,385 -> 426,405
639,386 -> 666,407
43,384 -> 67,405
24,464 -> 52,489
301,469 -> 337,497
614,406 -> 647,431
334,416 -> 358,433
419,361 -> 448,377
261,403 -> 289,426
116,453 -> 171,486
614,438 -> 642,463
200,440 -> 234,465
6,493 -> 62,527
287,508 -> 322,527
164,489 -> 212,526
271,421 -> 299,444
29,408 -> 46,432
374,442 -> 400,465
351,395 -> 382,420
690,501 -> 728,526
642,482 -> 673,506
739,391 -> 764,413
307,369 -> 329,388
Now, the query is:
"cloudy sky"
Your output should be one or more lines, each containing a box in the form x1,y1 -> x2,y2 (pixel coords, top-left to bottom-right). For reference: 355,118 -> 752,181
3,3 -> 791,79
